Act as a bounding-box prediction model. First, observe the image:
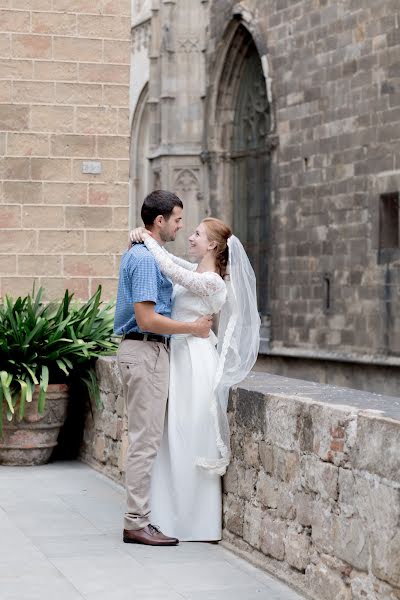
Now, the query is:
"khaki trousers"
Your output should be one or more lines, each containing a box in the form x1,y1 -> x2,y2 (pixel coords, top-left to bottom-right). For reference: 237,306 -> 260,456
117,339 -> 169,530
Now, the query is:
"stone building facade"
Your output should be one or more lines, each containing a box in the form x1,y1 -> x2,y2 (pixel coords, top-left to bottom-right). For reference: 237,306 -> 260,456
0,0 -> 131,301
131,0 -> 400,393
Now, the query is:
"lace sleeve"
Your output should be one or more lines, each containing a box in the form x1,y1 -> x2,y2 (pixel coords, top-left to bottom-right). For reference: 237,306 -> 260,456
163,249 -> 197,271
144,236 -> 225,297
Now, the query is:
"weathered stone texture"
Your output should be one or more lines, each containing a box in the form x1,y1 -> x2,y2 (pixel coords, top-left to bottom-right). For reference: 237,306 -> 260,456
224,373 -> 400,599
0,4 -> 130,300
83,364 -> 400,600
205,0 -> 400,361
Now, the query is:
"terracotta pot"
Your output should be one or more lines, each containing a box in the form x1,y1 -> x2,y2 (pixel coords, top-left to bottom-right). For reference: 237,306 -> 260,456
0,384 -> 69,466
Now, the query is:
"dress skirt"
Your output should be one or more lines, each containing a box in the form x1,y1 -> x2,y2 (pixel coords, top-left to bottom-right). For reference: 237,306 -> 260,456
150,334 -> 222,541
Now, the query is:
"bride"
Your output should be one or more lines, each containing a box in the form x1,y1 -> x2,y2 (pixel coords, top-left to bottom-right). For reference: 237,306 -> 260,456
130,217 -> 260,541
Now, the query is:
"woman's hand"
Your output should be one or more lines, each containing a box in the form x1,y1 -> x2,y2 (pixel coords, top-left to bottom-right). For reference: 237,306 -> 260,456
129,227 -> 151,244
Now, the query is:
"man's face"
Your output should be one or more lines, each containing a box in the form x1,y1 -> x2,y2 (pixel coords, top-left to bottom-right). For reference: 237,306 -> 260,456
159,206 -> 183,242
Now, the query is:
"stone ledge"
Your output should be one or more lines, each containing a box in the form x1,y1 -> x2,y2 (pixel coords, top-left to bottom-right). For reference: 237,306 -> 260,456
224,373 -> 400,600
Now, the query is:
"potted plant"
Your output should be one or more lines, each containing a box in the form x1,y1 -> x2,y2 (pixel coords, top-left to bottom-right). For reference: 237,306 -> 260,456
0,285 -> 117,466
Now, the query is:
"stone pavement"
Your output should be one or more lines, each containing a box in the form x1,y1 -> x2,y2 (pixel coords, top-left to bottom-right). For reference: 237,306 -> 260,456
0,461 -> 307,600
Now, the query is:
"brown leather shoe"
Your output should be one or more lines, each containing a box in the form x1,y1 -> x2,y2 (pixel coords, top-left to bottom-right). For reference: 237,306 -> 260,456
123,524 -> 179,546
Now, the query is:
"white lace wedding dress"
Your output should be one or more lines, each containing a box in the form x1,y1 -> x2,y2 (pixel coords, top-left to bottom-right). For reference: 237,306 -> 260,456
144,237 -> 227,541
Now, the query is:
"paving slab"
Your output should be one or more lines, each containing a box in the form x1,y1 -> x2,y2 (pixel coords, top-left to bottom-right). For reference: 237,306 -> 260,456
0,461 -> 306,600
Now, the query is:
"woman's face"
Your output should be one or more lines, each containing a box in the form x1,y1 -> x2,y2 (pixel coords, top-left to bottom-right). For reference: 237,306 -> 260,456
188,222 -> 213,259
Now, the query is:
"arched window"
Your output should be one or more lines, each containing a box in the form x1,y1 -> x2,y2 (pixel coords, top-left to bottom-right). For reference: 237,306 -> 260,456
231,43 -> 271,316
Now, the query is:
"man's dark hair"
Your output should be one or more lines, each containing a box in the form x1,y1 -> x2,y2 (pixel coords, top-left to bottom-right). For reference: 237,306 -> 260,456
141,190 -> 183,226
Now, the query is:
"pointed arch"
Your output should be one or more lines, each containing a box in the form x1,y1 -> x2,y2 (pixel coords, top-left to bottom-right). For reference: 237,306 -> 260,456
204,18 -> 277,328
129,83 -> 151,228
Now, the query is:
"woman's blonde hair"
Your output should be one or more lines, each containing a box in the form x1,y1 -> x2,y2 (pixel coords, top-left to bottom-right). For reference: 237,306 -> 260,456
202,217 -> 232,278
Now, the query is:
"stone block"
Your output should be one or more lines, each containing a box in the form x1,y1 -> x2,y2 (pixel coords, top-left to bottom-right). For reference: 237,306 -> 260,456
55,82 -> 102,105
64,254 -> 114,276
371,530 -> 400,588
259,441 -> 273,473
89,183 -> 129,207
65,206 -> 112,229
0,229 -> 36,253
96,135 -> 130,159
0,205 -> 20,227
7,132 -> 50,156
331,514 -> 369,571
351,415 -> 400,482
30,106 -> 74,133
237,465 -> 257,501
113,206 -> 129,228
265,394 -> 303,451
285,525 -> 311,571
75,106 -> 119,135
236,388 -> 266,434
43,182 -> 87,204
310,500 -> 334,555
222,462 -> 238,494
13,80 -> 56,104
51,134 -> 95,157
260,513 -> 287,560
309,403 -> 357,465
116,158 -> 129,181
0,58 -> 33,80
77,14 -> 130,39
301,455 -> 339,500
349,574 -> 377,600
243,438 -> 259,468
0,9 -> 30,32
306,561 -> 351,600
78,63 -> 129,84
243,503 -> 262,550
12,33 -> 52,59
103,39 -> 130,64
1,157 -> 30,179
31,12 -> 76,35
18,254 -> 62,277
273,446 -> 300,482
256,471 -> 278,508
37,230 -> 84,253
34,60 -> 77,81
40,277 -> 89,301
31,158 -> 71,181
276,482 -> 296,520
0,254 -> 16,274
53,36 -> 102,61
223,493 -> 244,537
0,104 -> 29,130
103,84 -> 129,107
338,467 -> 358,518
22,205 -> 64,229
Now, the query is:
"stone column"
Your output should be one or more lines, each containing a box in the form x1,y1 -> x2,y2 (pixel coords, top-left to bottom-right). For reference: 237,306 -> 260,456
148,0 -> 209,258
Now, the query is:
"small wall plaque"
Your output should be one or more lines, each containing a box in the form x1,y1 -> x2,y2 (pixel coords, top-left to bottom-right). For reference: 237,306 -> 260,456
81,161 -> 102,174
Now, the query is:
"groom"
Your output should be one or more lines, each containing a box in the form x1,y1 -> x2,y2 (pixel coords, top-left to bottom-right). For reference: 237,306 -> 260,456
114,190 -> 212,546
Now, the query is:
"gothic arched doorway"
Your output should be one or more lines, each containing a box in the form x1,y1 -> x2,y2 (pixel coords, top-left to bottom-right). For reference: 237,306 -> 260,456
232,43 -> 271,317
205,23 -> 275,339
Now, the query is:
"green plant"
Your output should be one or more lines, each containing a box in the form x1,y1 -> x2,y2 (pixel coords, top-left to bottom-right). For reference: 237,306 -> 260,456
0,285 -> 117,436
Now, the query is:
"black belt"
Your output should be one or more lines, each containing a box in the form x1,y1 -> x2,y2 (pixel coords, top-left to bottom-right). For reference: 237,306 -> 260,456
124,332 -> 170,346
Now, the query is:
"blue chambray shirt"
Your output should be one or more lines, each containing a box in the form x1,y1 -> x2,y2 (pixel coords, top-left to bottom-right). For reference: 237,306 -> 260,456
114,243 -> 173,336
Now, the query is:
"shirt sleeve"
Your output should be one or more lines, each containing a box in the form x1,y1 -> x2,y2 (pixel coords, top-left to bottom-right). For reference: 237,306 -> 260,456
144,236 -> 225,298
128,253 -> 159,304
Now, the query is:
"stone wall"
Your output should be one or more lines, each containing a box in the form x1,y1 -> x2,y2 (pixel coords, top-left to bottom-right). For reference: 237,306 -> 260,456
206,0 -> 400,358
81,357 -> 400,600
224,373 -> 400,600
0,1 -> 131,300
